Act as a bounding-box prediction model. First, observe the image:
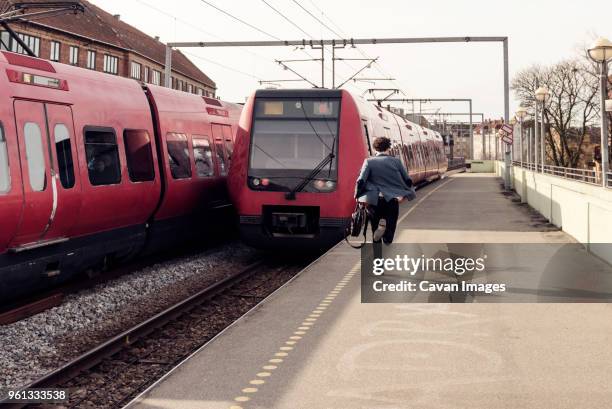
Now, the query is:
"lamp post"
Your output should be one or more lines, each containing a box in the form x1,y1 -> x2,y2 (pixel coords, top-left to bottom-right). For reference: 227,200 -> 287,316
587,37 -> 612,188
516,107 -> 528,166
535,86 -> 550,172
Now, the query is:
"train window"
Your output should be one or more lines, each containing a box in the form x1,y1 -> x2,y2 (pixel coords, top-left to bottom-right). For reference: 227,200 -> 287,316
54,124 -> 75,189
24,122 -> 46,192
222,125 -> 234,163
166,133 -> 192,179
212,124 -> 229,176
84,127 -> 121,186
0,123 -> 10,193
124,129 -> 155,182
192,137 -> 214,177
215,140 -> 227,176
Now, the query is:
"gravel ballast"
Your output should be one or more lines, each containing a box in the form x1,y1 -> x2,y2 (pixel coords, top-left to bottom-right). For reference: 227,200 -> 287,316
0,243 -> 258,390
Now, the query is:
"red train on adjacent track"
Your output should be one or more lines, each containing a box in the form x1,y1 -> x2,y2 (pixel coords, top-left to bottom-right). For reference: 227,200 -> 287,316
0,51 -> 241,302
228,89 -> 448,250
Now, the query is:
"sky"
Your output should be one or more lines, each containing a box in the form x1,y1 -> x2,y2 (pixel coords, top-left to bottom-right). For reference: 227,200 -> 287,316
91,0 -> 611,120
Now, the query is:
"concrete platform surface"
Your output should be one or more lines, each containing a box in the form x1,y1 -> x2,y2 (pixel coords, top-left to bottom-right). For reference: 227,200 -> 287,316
126,174 -> 612,409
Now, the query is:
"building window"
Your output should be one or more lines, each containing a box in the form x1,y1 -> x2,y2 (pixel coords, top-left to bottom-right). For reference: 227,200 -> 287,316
69,46 -> 79,65
196,88 -> 203,96
24,122 -> 46,192
193,137 -> 214,177
130,61 -> 141,80
152,70 -> 161,86
54,124 -> 75,189
0,123 -> 10,193
144,66 -> 149,83
84,127 -> 121,186
124,129 -> 155,182
166,133 -> 192,179
49,41 -> 60,61
0,32 -> 40,56
87,50 -> 96,69
187,84 -> 193,93
103,55 -> 119,75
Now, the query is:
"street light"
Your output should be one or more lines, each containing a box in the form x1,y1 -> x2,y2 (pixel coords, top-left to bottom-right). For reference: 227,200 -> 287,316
535,86 -> 549,172
587,37 -> 612,187
516,107 -> 528,166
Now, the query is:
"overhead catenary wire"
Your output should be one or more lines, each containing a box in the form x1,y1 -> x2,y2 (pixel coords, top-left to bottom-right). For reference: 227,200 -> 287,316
183,50 -> 264,81
260,0 -> 313,39
197,0 -> 330,85
295,0 -> 408,95
198,0 -> 283,41
288,0 -> 369,93
258,0 -> 325,73
134,0 -> 276,70
291,0 -> 342,38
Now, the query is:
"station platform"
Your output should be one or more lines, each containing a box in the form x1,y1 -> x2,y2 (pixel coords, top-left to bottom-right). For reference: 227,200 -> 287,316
127,174 -> 612,409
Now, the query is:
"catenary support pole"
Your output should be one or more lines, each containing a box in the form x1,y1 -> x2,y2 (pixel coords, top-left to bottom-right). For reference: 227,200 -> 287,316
541,102 -> 546,172
503,38 -> 511,189
600,60 -> 610,187
519,118 -> 523,166
469,100 -> 473,159
534,101 -> 539,170
164,45 -> 172,88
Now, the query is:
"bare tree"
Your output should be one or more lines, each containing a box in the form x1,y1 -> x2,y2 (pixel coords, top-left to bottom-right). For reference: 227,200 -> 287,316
512,59 -> 600,167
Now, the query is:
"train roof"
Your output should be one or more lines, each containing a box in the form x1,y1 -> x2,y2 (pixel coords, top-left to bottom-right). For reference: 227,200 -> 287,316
0,51 -> 239,121
255,89 -> 342,98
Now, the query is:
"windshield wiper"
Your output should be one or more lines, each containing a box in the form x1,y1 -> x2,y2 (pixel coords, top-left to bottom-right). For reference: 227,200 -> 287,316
285,153 -> 335,200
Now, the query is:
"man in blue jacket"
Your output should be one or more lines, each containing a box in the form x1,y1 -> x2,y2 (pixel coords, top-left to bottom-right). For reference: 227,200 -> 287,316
355,137 -> 414,245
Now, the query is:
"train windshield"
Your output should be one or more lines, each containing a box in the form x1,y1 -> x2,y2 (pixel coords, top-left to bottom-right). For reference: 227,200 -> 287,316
248,98 -> 340,192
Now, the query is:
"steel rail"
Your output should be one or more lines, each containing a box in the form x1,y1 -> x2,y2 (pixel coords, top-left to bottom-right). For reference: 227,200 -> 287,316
1,259 -> 266,409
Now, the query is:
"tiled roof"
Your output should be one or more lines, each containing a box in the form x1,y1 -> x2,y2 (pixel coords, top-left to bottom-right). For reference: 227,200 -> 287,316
0,0 -> 215,88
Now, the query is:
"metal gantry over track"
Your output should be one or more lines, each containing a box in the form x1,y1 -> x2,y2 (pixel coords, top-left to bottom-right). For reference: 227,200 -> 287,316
163,36 -> 511,166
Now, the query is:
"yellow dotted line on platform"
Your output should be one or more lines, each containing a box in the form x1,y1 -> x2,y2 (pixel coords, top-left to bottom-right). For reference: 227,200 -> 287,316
228,262 -> 360,408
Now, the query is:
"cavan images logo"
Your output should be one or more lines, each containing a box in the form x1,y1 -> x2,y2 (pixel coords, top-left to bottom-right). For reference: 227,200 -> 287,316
370,254 -> 507,295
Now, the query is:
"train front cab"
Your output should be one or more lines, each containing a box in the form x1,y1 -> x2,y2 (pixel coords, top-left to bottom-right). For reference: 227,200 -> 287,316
229,89 -> 367,250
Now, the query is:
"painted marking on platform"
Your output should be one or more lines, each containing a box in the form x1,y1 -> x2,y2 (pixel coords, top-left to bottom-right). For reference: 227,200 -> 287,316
227,260 -> 361,409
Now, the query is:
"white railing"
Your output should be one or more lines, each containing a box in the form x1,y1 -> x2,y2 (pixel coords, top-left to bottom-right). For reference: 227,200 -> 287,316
513,161 -> 604,186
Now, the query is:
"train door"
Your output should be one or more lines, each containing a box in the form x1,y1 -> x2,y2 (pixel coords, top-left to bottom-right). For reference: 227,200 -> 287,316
10,100 -> 81,248
10,101 -> 51,247
43,104 -> 82,240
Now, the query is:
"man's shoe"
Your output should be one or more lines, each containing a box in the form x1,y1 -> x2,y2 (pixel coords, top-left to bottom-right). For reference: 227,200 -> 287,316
373,219 -> 387,242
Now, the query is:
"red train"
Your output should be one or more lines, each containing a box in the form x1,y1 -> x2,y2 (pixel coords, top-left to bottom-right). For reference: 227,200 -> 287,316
228,89 -> 448,249
0,51 -> 241,302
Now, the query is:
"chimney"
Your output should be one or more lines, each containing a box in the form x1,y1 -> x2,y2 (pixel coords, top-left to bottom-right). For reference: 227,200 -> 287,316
113,14 -> 120,20
155,36 -> 160,41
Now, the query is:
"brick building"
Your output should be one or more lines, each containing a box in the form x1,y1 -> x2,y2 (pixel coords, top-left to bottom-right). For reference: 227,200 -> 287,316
0,0 -> 216,96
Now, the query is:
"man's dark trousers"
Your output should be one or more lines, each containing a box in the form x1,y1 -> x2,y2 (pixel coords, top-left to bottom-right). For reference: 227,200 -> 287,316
369,197 -> 399,258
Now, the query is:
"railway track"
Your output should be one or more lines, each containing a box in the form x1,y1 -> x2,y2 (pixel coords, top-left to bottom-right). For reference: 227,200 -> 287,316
2,257 -> 310,408
0,235 -> 237,325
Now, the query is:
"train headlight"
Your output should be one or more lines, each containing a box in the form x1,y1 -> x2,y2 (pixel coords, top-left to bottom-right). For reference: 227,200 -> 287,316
252,178 -> 261,186
314,180 -> 336,191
